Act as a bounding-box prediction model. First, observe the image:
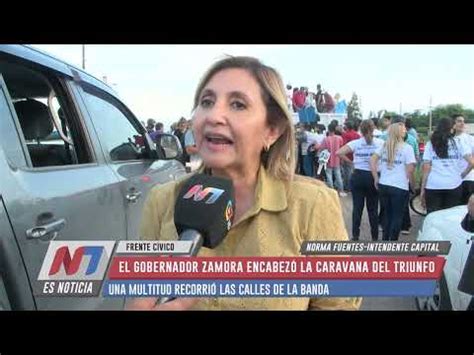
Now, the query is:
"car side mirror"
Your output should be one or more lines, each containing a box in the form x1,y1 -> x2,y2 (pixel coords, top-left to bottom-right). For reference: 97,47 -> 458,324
156,133 -> 183,160
461,212 -> 474,233
458,241 -> 474,296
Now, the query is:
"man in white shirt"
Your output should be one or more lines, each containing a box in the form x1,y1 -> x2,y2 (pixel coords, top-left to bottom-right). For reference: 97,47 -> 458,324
300,123 -> 325,177
453,114 -> 474,203
184,120 -> 202,172
371,117 -> 383,138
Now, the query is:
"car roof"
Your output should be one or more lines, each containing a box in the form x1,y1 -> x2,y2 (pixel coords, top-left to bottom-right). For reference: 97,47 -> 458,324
0,45 -> 118,98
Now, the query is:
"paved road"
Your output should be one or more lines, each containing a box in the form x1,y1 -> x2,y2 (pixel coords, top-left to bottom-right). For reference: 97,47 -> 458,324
338,194 -> 423,310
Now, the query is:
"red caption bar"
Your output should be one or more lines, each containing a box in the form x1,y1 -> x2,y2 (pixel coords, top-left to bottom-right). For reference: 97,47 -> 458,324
107,256 -> 445,280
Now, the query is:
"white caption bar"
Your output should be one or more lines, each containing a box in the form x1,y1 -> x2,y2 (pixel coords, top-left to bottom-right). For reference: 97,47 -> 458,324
115,241 -> 193,254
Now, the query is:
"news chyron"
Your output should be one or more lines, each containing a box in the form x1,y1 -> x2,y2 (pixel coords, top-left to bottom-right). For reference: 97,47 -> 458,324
35,240 -> 450,298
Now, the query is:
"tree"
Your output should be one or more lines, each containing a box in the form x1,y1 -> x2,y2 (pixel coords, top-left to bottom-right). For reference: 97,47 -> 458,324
406,109 -> 428,130
384,111 -> 398,118
391,104 -> 474,140
377,110 -> 388,119
431,104 -> 474,126
347,92 -> 362,121
383,104 -> 474,129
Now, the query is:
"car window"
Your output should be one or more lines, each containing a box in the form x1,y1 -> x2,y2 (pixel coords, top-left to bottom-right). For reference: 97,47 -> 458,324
0,59 -> 92,168
81,89 -> 148,162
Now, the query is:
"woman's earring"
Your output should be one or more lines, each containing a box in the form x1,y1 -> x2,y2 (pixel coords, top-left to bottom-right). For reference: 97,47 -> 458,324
264,143 -> 270,152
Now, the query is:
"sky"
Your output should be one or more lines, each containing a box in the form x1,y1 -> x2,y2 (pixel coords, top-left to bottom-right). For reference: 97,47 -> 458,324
32,45 -> 474,130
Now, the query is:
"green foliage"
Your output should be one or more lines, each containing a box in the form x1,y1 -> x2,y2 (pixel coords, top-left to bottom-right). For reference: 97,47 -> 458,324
384,111 -> 398,118
380,104 -> 474,130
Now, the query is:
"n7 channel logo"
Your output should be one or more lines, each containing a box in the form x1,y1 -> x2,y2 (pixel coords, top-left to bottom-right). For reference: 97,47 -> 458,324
36,241 -> 115,297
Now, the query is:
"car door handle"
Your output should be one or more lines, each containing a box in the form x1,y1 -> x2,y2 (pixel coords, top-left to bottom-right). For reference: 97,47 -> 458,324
26,218 -> 66,240
126,191 -> 142,203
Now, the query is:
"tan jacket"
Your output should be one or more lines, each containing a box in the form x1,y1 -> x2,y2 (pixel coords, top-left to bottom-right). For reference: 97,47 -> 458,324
139,167 -> 362,310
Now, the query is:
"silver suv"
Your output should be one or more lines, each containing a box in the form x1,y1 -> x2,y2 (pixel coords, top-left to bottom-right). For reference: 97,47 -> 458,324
0,45 -> 186,310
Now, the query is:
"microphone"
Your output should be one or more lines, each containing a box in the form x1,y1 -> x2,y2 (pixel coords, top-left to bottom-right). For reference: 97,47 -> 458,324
158,173 -> 235,304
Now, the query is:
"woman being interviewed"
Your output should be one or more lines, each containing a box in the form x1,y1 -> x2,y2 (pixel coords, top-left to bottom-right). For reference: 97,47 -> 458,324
127,56 -> 360,310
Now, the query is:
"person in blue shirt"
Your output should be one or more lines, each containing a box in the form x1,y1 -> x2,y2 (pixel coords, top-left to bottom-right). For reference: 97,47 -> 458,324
405,118 -> 418,141
334,93 -> 347,114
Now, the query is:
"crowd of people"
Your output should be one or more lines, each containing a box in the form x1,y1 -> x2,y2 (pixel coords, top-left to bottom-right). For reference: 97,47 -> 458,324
285,84 -> 347,124
295,113 -> 474,242
143,108 -> 474,245
126,53 -> 474,310
287,84 -> 347,114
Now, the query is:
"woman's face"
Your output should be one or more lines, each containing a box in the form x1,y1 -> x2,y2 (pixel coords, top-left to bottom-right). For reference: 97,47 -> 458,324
193,68 -> 281,175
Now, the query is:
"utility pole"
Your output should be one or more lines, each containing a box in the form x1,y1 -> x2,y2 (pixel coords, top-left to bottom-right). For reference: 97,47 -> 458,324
82,45 -> 85,70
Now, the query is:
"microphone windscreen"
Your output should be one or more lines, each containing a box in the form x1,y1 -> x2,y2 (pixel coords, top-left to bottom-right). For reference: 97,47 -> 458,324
174,173 -> 235,248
